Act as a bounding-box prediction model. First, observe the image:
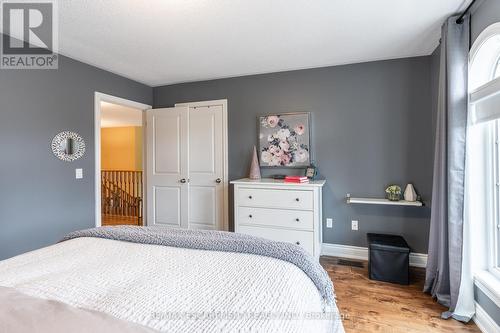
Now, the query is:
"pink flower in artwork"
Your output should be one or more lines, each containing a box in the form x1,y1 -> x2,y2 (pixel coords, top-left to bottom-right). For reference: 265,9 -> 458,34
280,153 -> 291,165
294,124 -> 305,135
279,140 -> 290,152
261,151 -> 272,164
274,149 -> 285,157
295,148 -> 309,163
276,128 -> 290,141
267,116 -> 279,128
269,144 -> 279,154
270,155 -> 281,166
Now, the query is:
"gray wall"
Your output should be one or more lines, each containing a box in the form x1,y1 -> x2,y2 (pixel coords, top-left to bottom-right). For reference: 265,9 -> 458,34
430,46 -> 440,147
154,56 -> 434,253
472,0 -> 500,43
0,50 -> 152,260
470,0 -> 500,326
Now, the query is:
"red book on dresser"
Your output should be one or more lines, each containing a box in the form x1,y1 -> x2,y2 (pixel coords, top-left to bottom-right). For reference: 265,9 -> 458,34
284,176 -> 309,183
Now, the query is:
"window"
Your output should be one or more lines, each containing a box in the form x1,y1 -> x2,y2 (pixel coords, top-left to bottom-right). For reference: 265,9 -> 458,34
469,23 -> 500,278
495,57 -> 500,80
494,121 -> 500,271
470,32 -> 500,90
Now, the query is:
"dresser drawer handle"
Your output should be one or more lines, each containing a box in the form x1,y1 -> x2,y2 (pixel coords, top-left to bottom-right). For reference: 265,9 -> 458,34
295,198 -> 300,202
249,214 -> 253,218
248,195 -> 253,199
295,218 -> 300,222
295,241 -> 301,245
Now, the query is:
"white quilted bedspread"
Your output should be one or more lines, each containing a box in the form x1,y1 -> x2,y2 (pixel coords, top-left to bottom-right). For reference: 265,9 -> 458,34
0,238 -> 344,333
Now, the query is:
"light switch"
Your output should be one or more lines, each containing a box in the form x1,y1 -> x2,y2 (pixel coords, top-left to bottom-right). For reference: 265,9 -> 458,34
75,168 -> 83,179
351,220 -> 359,231
326,218 -> 333,228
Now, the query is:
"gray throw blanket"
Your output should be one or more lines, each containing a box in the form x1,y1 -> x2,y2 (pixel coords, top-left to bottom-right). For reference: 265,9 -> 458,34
61,226 -> 335,306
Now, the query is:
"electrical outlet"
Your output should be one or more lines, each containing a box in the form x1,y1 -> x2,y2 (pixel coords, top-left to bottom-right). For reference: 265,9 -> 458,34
351,220 -> 359,231
326,218 -> 333,228
75,168 -> 83,179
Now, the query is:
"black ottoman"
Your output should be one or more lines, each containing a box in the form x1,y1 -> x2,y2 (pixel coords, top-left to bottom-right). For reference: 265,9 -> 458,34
367,233 -> 410,285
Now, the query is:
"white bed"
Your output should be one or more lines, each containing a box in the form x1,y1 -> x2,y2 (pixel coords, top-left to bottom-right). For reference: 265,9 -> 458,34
0,237 -> 344,332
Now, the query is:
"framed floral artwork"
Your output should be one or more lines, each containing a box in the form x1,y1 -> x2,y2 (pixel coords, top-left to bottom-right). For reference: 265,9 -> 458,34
258,112 -> 311,167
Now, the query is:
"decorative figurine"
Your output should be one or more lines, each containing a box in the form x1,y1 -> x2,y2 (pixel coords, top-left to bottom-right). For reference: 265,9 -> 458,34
249,146 -> 261,179
404,184 -> 418,202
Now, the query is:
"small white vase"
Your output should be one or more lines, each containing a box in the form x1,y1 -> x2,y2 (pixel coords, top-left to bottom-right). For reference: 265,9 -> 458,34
404,184 -> 417,202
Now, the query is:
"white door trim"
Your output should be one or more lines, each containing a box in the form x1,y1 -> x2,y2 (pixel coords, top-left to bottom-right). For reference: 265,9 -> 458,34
94,92 -> 152,227
175,99 -> 229,231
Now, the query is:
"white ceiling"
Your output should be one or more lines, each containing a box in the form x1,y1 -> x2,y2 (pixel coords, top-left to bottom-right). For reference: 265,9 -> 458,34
55,0 -> 468,86
100,102 -> 142,128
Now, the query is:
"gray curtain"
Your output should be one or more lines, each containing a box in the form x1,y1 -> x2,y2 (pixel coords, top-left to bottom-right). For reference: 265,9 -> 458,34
424,14 -> 469,320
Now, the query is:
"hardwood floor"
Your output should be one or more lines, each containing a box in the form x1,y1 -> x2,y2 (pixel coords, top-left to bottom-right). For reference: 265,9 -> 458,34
320,256 -> 481,333
102,214 -> 141,226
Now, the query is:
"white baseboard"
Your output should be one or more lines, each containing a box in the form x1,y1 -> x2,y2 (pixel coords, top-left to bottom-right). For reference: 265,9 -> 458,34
474,302 -> 500,333
321,243 -> 428,268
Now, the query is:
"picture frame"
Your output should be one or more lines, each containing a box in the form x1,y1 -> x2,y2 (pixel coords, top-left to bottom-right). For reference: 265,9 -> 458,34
258,112 -> 311,168
305,166 -> 317,180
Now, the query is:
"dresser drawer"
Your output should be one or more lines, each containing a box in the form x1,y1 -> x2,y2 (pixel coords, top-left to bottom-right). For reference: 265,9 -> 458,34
238,225 -> 314,255
237,188 -> 313,210
238,207 -> 314,231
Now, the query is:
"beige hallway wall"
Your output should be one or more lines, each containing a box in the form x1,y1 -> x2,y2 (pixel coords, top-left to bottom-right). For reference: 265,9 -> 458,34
101,126 -> 142,170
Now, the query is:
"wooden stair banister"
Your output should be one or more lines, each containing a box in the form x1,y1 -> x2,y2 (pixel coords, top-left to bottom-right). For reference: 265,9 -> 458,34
101,170 -> 143,225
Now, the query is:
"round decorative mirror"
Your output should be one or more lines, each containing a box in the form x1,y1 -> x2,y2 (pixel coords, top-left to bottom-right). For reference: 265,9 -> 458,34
51,131 -> 86,162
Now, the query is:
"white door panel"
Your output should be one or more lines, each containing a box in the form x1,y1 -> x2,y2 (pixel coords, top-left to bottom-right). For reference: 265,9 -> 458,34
154,186 -> 181,226
189,186 -> 216,229
188,105 -> 224,230
146,107 -> 189,228
154,114 -> 182,174
189,111 -> 215,173
147,103 -> 226,231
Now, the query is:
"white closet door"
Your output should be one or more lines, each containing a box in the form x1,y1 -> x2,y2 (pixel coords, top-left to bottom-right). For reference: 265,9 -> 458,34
146,107 -> 189,228
188,105 -> 224,230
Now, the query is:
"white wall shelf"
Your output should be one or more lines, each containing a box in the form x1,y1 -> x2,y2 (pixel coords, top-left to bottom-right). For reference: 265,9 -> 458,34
346,194 -> 423,207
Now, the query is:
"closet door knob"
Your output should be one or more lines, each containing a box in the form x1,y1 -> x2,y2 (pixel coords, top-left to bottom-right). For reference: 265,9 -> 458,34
179,178 -> 187,183
215,178 -> 222,184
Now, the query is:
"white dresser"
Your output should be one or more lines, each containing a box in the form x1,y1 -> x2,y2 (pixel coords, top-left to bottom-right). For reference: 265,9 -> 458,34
231,178 -> 325,258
